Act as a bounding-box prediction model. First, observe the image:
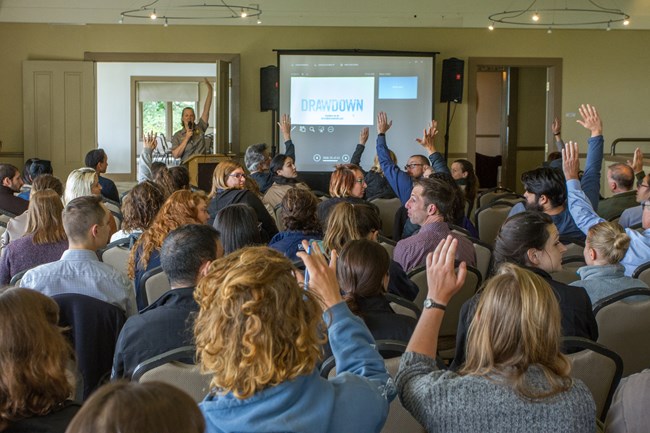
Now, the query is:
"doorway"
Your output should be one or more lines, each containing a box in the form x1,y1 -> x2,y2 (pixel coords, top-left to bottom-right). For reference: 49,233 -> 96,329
467,58 -> 562,193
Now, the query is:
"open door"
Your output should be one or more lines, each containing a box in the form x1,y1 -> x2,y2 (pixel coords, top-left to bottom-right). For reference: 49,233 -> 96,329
23,61 -> 95,178
215,60 -> 231,154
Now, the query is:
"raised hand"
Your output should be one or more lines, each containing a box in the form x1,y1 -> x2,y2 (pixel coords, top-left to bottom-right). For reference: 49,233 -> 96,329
415,120 -> 439,154
143,131 -> 158,151
425,235 -> 466,306
278,114 -> 292,141
296,240 -> 342,309
359,127 -> 369,146
377,112 -> 392,134
576,104 -> 602,137
552,117 -> 561,136
203,77 -> 213,90
562,141 -> 581,181
627,147 -> 644,174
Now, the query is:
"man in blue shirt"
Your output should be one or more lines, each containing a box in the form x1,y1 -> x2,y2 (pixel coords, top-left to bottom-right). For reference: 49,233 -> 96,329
508,104 -> 604,241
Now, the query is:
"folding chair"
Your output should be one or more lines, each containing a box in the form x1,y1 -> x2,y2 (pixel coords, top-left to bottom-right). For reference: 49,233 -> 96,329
632,261 -> 650,287
474,200 -> 515,246
370,197 -> 401,239
140,266 -> 171,307
593,288 -> 650,376
133,346 -> 212,403
98,237 -> 131,275
563,337 -> 623,422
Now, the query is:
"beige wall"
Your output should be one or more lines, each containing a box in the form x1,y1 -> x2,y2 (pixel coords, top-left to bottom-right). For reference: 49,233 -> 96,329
1,23 -> 649,173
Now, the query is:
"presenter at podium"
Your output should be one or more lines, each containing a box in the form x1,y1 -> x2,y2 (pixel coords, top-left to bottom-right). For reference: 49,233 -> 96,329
171,78 -> 213,164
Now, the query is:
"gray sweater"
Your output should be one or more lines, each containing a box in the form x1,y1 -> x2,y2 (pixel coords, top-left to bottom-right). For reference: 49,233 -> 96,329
570,264 -> 649,305
396,352 -> 596,433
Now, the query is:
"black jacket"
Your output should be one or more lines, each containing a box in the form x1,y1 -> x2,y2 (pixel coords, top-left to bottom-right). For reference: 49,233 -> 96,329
208,188 -> 278,242
449,267 -> 598,370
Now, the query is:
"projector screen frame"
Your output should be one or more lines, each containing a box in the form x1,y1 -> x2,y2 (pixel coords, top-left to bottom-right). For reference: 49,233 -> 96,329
274,49 -> 439,175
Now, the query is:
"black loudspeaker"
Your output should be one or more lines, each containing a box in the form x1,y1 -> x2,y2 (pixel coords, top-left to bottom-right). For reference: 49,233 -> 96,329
440,58 -> 464,103
260,65 -> 279,112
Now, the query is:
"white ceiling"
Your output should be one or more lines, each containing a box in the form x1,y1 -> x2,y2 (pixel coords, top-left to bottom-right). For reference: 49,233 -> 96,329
0,0 -> 647,30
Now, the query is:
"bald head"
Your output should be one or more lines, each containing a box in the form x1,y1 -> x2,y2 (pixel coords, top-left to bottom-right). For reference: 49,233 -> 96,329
607,163 -> 634,193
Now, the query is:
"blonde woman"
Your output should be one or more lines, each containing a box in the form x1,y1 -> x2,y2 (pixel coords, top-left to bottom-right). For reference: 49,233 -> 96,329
397,236 -> 596,433
570,221 -> 648,304
0,189 -> 68,284
195,245 -> 395,433
207,160 -> 277,240
64,167 -> 116,236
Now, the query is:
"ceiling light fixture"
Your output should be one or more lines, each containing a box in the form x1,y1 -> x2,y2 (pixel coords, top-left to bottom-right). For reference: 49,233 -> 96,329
120,0 -> 262,25
488,0 -> 630,29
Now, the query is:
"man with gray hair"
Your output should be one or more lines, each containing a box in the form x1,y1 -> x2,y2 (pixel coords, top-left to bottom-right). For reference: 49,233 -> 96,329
245,114 -> 296,193
597,162 -> 638,220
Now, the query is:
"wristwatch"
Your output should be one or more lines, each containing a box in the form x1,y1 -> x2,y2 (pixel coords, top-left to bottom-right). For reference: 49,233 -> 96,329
423,298 -> 446,311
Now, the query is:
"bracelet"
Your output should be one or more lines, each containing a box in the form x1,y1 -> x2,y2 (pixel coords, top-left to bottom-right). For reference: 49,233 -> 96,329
553,132 -> 561,136
423,298 -> 447,311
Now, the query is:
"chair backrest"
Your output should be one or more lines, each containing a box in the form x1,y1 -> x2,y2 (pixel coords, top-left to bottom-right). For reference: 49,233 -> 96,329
477,187 -> 516,208
632,261 -> 650,287
9,267 -> 30,286
471,238 -> 493,281
98,237 -> 131,275
53,293 -> 126,400
563,242 -> 586,258
593,288 -> 650,376
563,337 -> 623,422
134,346 -> 212,403
475,200 -> 514,246
385,293 -> 420,320
550,255 -> 587,284
141,266 -> 171,307
273,203 -> 286,231
409,263 -> 481,337
381,356 -> 426,433
370,197 -> 401,239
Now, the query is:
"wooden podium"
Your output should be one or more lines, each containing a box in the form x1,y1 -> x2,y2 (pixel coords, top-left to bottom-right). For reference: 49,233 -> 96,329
185,154 -> 232,192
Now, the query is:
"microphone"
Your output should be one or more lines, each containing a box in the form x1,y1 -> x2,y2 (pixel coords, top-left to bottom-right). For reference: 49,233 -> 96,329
188,121 -> 194,130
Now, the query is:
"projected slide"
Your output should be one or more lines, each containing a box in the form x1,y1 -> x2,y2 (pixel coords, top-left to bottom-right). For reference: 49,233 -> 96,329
279,52 -> 435,172
291,77 -> 375,125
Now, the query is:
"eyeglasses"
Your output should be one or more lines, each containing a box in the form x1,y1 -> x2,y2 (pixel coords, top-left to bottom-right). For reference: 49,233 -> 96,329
638,183 -> 650,189
404,163 -> 424,170
228,173 -> 246,179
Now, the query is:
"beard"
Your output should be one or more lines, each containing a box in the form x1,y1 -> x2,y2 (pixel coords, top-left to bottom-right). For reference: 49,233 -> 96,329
524,199 -> 544,212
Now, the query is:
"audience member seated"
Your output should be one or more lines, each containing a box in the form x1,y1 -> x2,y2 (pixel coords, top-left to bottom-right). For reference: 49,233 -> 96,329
562,141 -> 650,275
112,224 -> 222,379
597,163 -> 638,220
64,167 -> 117,236
85,148 -> 120,203
110,181 -> 164,244
620,173 -> 650,228
570,221 -> 648,304
214,204 -> 262,255
375,112 -> 448,205
137,131 -> 158,183
450,211 -> 598,370
1,174 -> 63,253
65,381 -> 204,433
605,368 -> 650,433
450,158 -> 479,216
429,172 -> 478,237
263,116 -> 310,210
269,188 -> 323,261
17,158 -> 52,201
0,190 -> 68,284
194,245 -> 395,433
317,163 -> 372,225
207,160 -> 278,241
129,190 -> 209,311
244,142 -> 273,194
21,196 -> 136,316
393,177 -> 476,272
323,202 -> 418,301
169,165 -> 191,190
350,126 -> 397,200
0,288 -> 80,433
0,164 -> 27,216
338,239 -> 417,344
396,237 -> 596,433
508,104 -> 604,241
